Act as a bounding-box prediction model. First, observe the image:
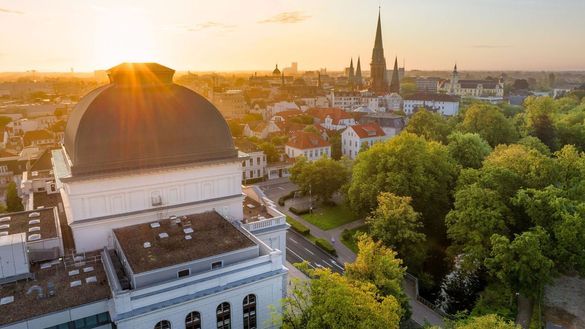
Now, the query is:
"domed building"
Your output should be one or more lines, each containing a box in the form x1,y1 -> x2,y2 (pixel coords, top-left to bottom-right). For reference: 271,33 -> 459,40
272,64 -> 281,76
9,63 -> 289,329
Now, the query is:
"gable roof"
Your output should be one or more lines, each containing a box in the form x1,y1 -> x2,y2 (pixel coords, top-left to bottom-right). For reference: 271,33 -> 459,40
348,123 -> 386,139
307,108 -> 353,125
286,131 -> 330,150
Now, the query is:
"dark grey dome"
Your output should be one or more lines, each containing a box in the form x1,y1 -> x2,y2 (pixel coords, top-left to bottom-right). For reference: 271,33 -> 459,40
64,63 -> 237,176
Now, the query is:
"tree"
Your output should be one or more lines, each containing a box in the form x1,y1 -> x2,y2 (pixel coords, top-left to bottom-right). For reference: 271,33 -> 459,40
451,314 -> 520,329
0,116 -> 11,130
512,79 -> 529,91
227,120 -> 243,137
347,133 -> 459,237
366,193 -> 426,270
329,132 -> 342,160
516,136 -> 550,156
447,132 -> 492,169
259,142 -> 279,163
282,265 -> 402,329
6,182 -> 23,212
345,235 -> 411,322
458,103 -> 518,147
486,228 -> 554,300
446,185 -> 510,271
405,109 -> 452,143
523,96 -> 557,149
290,156 -> 349,203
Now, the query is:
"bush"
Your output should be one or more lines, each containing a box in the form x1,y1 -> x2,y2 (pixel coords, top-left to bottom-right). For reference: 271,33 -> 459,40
278,190 -> 299,206
289,206 -> 310,215
315,238 -> 337,256
286,216 -> 310,236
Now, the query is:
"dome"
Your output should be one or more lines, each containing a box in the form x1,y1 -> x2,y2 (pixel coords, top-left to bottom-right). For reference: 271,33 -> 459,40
64,63 -> 237,176
272,64 -> 281,76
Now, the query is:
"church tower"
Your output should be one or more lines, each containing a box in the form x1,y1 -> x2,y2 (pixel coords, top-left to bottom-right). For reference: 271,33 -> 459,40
355,57 -> 363,88
370,9 -> 389,94
449,64 -> 459,95
389,56 -> 400,93
348,58 -> 355,87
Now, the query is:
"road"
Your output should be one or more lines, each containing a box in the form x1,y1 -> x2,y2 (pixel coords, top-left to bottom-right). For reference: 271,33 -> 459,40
285,229 -> 344,274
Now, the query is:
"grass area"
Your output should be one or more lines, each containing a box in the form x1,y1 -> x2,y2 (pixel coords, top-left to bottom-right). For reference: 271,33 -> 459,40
301,203 -> 358,230
340,225 -> 369,253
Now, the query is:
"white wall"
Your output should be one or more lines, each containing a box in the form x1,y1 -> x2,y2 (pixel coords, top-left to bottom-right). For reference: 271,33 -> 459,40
285,146 -> 330,162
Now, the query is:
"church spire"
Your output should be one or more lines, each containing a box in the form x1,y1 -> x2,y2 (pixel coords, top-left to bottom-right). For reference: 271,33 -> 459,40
370,8 -> 388,94
348,58 -> 355,86
355,57 -> 363,87
389,56 -> 400,93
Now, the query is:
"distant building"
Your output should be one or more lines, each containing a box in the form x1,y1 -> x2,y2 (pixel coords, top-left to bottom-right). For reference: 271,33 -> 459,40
243,120 -> 281,139
307,108 -> 356,131
342,123 -> 389,159
370,10 -> 389,94
235,139 -> 267,182
211,89 -> 247,119
439,65 -> 504,99
403,93 -> 460,116
285,131 -> 331,161
360,112 -> 406,137
415,77 -> 441,93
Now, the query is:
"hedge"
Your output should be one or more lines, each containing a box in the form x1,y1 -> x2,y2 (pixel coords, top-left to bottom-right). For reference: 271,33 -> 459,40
289,206 -> 310,216
286,216 -> 310,236
278,190 -> 299,206
315,238 -> 337,256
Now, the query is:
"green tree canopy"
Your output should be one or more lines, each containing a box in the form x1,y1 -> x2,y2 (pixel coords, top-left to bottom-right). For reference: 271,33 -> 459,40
347,133 -> 459,237
6,182 -> 23,212
258,142 -> 279,163
447,132 -> 492,169
365,193 -> 426,271
404,109 -> 452,143
290,156 -> 349,203
516,136 -> 551,156
458,103 -> 518,147
451,314 -> 520,329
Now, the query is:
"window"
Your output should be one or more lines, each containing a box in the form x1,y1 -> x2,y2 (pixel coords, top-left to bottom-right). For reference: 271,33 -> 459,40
154,320 -> 171,329
216,302 -> 231,329
46,312 -> 111,329
185,311 -> 201,329
211,261 -> 223,270
256,157 -> 260,165
243,294 -> 257,329
242,161 -> 246,167
257,169 -> 261,177
249,159 -> 253,166
178,269 -> 190,278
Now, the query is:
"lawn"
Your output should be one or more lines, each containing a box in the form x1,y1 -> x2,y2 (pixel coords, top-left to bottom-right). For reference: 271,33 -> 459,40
340,225 -> 369,253
301,203 -> 358,230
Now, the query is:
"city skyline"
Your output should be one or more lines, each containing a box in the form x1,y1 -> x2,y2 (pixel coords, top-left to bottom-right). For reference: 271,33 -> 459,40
1,0 -> 585,72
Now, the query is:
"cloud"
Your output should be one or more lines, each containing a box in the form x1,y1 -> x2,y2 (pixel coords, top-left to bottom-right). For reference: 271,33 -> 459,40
0,7 -> 23,15
471,44 -> 512,49
188,21 -> 236,32
258,11 -> 310,24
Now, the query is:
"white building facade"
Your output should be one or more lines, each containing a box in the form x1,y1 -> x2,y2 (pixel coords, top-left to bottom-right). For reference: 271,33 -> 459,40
341,123 -> 390,160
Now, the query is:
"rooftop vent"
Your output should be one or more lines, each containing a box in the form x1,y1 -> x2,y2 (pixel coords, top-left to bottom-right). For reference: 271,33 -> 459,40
185,235 -> 192,240
0,296 -> 14,305
0,232 -> 8,237
28,234 -> 41,241
70,280 -> 82,288
158,232 -> 169,239
85,276 -> 97,284
68,269 -> 79,276
150,222 -> 160,228
28,219 -> 40,225
36,206 -> 45,209
0,224 -> 9,230
31,171 -> 38,177
28,212 -> 40,218
83,266 -> 94,273
40,262 -> 52,270
28,226 -> 41,233
143,242 -> 151,248
0,216 -> 10,222
183,227 -> 194,234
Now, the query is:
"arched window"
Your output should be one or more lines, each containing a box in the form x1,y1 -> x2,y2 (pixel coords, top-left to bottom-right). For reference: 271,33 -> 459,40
154,320 -> 171,329
243,294 -> 257,329
216,302 -> 231,329
185,311 -> 201,329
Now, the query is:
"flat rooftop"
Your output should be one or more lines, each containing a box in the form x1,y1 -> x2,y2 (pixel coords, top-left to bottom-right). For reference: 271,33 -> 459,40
0,207 -> 58,242
113,211 -> 256,274
243,196 -> 273,224
0,252 -> 110,325
33,192 -> 75,251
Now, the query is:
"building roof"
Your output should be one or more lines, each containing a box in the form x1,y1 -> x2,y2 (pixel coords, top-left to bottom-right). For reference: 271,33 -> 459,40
307,108 -> 353,125
459,80 -> 500,89
113,211 -> 256,273
0,207 -> 58,242
348,123 -> 387,138
22,130 -> 53,146
404,93 -> 460,102
64,63 -> 237,177
234,138 -> 261,153
286,131 -> 330,150
243,196 -> 273,224
0,251 -> 110,326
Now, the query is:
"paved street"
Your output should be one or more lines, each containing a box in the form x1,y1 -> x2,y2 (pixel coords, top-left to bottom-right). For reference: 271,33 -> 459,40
286,229 -> 345,274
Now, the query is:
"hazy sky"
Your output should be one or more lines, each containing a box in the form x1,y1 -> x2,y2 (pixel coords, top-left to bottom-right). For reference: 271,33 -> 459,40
0,0 -> 584,72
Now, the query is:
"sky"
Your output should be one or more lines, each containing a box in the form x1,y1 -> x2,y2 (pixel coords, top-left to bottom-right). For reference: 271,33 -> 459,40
0,0 -> 584,72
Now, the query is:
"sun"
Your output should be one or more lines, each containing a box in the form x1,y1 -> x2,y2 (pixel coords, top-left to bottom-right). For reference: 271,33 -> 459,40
93,7 -> 157,68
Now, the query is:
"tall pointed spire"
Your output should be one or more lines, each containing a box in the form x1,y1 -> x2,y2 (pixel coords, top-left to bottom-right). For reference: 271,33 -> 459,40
389,57 -> 400,93
348,58 -> 355,87
370,8 -> 388,95
355,57 -> 363,87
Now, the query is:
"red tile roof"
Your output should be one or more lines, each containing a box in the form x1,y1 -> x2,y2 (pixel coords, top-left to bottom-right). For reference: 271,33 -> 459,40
286,131 -> 330,150
307,108 -> 353,125
349,123 -> 386,139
